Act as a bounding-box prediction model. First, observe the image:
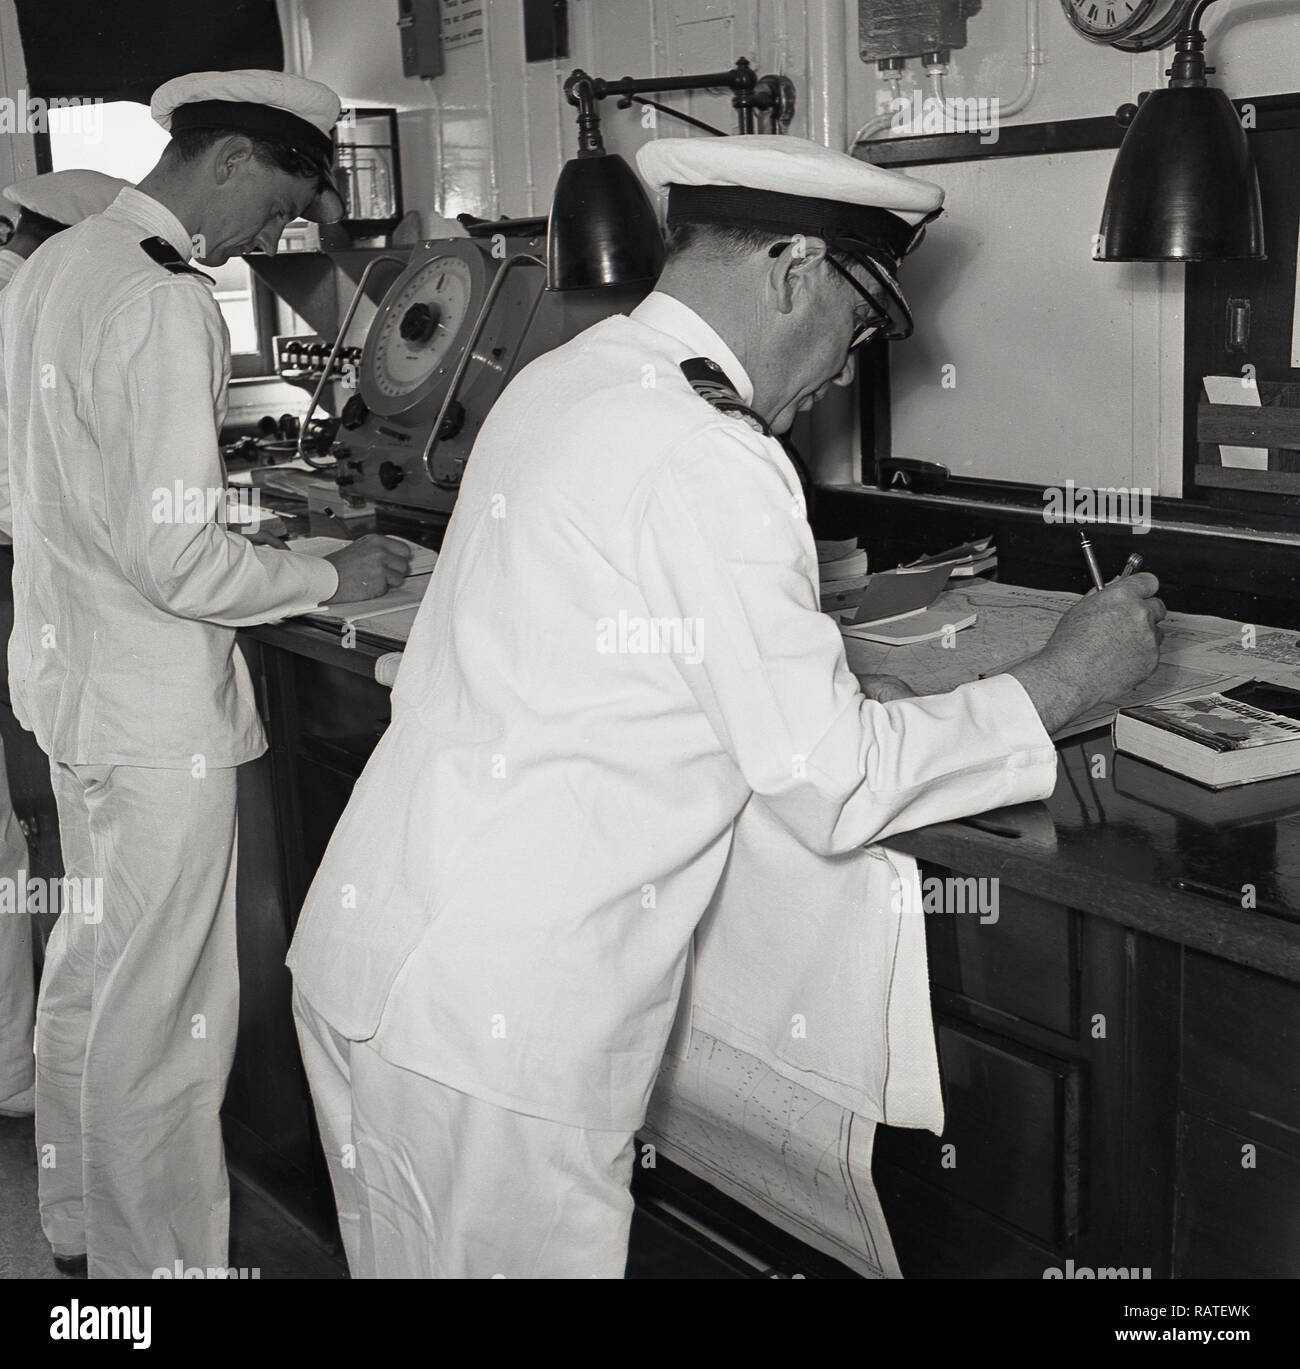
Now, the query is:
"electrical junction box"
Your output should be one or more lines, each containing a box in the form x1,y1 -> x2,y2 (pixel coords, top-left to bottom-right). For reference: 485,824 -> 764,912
858,0 -> 983,62
397,0 -> 445,79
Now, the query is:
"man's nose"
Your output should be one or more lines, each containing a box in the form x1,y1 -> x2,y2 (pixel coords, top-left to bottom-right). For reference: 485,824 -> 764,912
833,354 -> 857,388
253,226 -> 281,256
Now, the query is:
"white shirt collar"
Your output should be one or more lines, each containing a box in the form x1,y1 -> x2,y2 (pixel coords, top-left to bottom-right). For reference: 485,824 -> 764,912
103,186 -> 194,261
631,291 -> 755,406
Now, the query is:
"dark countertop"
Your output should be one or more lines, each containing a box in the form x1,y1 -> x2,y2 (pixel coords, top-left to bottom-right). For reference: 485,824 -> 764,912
889,732 -> 1300,984
248,617 -> 398,679
246,617 -> 1300,987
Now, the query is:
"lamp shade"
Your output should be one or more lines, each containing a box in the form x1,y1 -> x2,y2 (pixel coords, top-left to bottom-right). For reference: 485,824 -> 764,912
547,152 -> 665,291
1098,85 -> 1264,262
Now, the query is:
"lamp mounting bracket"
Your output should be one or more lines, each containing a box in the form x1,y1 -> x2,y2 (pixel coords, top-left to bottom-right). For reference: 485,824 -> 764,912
562,59 -> 796,135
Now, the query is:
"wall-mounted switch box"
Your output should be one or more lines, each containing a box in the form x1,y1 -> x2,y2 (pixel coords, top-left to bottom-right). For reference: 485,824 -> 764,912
859,0 -> 983,63
398,0 -> 445,79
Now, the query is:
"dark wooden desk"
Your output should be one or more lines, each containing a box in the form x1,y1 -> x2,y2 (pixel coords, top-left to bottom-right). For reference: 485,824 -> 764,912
877,732 -> 1300,1279
226,621 -> 1300,1278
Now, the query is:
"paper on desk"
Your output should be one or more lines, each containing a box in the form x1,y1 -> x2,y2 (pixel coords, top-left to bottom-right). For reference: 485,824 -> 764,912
1204,374 -> 1268,470
842,581 -> 1249,740
851,563 -> 951,625
1174,626 -> 1300,690
305,572 -> 432,628
287,535 -> 438,576
843,607 -> 976,646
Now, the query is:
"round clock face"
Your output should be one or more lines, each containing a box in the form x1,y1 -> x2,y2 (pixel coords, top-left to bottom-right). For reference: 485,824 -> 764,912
366,253 -> 477,408
1060,0 -> 1160,41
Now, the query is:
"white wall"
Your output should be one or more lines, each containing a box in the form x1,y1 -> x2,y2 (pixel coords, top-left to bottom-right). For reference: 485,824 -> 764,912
0,1 -> 39,193
277,0 -> 1300,497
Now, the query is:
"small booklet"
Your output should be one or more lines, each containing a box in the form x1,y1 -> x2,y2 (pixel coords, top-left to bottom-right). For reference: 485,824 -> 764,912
850,563 -> 952,625
1113,681 -> 1300,788
842,607 -> 977,646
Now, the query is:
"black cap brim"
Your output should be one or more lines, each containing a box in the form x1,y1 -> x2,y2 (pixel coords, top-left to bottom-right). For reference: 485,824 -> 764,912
303,166 -> 344,224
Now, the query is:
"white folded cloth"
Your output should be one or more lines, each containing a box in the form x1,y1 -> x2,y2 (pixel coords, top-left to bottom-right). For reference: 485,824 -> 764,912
685,796 -> 944,1133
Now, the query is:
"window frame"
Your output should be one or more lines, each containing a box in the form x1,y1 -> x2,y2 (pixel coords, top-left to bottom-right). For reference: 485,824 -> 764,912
32,122 -> 282,379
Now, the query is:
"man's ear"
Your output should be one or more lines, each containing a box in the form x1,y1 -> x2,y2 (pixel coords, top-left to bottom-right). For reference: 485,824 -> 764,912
211,135 -> 256,188
765,235 -> 829,316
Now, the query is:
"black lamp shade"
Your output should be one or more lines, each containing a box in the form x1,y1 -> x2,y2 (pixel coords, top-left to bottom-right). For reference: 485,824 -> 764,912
547,153 -> 665,291
1098,86 -> 1264,262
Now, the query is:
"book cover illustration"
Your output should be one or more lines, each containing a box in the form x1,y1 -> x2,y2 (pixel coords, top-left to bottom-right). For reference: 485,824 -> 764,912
1124,692 -> 1300,753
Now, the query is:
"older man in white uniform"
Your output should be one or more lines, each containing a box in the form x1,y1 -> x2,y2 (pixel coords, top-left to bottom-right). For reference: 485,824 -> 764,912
0,71 -> 409,1277
0,172 -> 130,1122
288,137 -> 1165,1278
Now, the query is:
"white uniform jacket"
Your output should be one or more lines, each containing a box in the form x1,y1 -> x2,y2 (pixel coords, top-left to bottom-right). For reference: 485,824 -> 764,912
0,188 -> 337,767
0,249 -> 26,545
287,292 -> 1057,1132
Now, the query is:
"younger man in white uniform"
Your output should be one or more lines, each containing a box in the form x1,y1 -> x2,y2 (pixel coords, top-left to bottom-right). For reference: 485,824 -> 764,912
0,72 -> 410,1277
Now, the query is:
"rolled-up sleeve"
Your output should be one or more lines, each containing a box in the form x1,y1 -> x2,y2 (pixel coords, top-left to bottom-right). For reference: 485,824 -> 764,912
635,425 -> 1057,855
91,284 -> 337,625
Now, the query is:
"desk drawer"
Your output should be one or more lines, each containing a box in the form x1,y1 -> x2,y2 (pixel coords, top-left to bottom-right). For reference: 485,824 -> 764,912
876,1018 -> 1082,1248
1175,1114 -> 1300,1278
923,870 -> 1078,1037
1182,950 -> 1300,1136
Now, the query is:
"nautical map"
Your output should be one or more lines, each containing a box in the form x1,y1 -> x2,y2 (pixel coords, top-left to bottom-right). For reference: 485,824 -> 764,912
842,581 -> 1249,740
643,1030 -> 899,1279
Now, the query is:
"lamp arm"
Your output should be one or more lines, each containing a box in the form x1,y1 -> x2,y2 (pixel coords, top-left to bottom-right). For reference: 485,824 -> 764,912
568,60 -> 757,104
1187,0 -> 1221,35
623,96 -> 729,137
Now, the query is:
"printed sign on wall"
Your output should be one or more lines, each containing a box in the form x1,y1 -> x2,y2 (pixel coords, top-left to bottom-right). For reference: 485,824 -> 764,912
441,0 -> 484,50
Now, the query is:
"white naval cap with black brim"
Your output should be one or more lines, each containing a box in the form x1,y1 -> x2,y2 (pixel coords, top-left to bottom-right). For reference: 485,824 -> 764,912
636,135 -> 945,341
151,69 -> 345,224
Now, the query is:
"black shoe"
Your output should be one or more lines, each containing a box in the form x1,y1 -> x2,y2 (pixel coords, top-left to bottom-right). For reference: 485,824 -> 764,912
53,1254 -> 88,1278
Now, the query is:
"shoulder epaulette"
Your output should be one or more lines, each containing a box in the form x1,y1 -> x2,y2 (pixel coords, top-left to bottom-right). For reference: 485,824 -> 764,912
680,356 -> 772,437
139,236 -> 215,284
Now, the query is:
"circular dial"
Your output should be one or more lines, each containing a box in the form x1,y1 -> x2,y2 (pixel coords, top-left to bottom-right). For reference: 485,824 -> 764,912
367,254 -> 475,404
1059,0 -> 1160,41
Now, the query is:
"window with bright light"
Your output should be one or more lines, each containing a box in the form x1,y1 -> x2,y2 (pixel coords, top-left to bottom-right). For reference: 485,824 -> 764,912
47,100 -> 276,377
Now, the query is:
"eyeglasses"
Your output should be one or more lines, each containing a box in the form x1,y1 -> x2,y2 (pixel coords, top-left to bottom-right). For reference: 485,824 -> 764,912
767,241 -> 891,350
823,254 -> 891,349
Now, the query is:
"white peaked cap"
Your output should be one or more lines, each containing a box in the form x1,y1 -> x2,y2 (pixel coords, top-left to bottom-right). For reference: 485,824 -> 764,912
636,135 -> 947,340
3,169 -> 131,226
152,69 -> 345,223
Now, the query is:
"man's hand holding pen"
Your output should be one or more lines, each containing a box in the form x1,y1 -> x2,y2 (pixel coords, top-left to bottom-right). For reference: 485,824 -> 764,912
1008,572 -> 1166,736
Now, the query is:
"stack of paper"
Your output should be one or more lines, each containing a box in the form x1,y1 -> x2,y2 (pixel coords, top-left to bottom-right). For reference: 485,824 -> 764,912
817,538 -> 868,581
840,563 -> 976,645
905,536 -> 997,579
816,539 -> 870,614
286,535 -> 438,576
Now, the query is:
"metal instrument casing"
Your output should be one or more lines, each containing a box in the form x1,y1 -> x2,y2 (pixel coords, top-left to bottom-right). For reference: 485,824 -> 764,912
334,234 -> 646,525
335,236 -> 541,515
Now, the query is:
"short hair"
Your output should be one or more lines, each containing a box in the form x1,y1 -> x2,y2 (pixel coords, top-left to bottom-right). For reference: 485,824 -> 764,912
664,221 -> 858,273
13,208 -> 67,242
164,126 -> 327,186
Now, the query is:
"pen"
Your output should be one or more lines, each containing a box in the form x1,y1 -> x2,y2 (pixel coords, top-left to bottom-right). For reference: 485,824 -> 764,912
1120,553 -> 1144,578
1079,531 -> 1105,592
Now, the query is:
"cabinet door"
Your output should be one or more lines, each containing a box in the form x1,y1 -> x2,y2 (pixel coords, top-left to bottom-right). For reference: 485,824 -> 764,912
1176,952 -> 1300,1277
876,863 -> 1181,1278
1175,1116 -> 1300,1278
877,1018 -> 1084,1261
224,751 -> 340,1245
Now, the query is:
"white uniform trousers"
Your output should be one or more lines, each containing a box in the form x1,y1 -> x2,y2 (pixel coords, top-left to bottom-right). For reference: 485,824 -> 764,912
0,737 -> 34,1112
36,762 -> 239,1278
293,989 -> 636,1278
